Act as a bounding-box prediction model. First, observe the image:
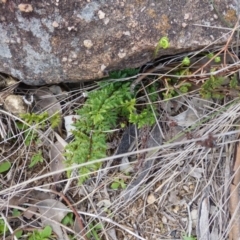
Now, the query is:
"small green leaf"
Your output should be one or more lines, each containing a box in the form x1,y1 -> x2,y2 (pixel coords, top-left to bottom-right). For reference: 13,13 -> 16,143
29,151 -> 43,168
12,209 -> 21,217
0,161 -> 11,173
230,75 -> 238,88
87,222 -> 102,240
111,182 -> 120,189
159,36 -> 169,49
94,223 -> 103,230
41,226 -> 52,238
214,56 -> 221,63
154,36 -> 170,56
15,230 -> 23,238
207,52 -> 214,59
182,56 -> 190,66
119,180 -> 127,189
62,213 -> 74,226
183,235 -> 197,240
0,219 -> 8,235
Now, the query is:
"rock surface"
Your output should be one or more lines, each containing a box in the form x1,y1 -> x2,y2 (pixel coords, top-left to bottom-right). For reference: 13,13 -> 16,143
4,95 -> 27,116
0,0 -> 238,85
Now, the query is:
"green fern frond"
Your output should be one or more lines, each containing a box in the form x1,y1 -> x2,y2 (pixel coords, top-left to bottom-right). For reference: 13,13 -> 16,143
65,80 -> 158,184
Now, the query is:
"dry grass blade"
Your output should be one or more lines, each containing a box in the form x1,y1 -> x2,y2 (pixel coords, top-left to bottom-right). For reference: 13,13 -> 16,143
229,138 -> 240,240
197,189 -> 210,240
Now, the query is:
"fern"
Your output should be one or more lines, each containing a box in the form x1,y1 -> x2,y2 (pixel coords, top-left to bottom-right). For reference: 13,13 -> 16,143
19,112 -> 61,130
65,79 -> 158,184
106,68 -> 139,79
76,82 -> 132,130
129,107 -> 156,128
16,112 -> 61,168
230,74 -> 238,88
18,111 -> 61,146
65,82 -> 134,184
200,74 -> 225,99
65,131 -> 106,184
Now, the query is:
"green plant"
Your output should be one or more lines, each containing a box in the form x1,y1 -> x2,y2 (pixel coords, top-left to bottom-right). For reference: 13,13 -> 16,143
129,106 -> 156,128
15,230 -> 23,239
28,226 -> 52,240
154,36 -> 169,57
128,83 -> 158,127
207,52 -> 221,63
65,82 -> 132,184
12,209 -> 21,217
17,112 -> 61,146
182,234 -> 197,240
214,56 -> 221,63
110,178 -> 127,190
162,79 -> 192,100
65,69 -> 158,184
230,74 -> 238,88
107,68 -> 139,79
86,222 -> 103,240
20,112 -> 61,129
179,82 -> 192,93
17,112 -> 61,169
200,72 -> 225,99
61,213 -> 74,226
182,56 -> 191,66
0,218 -> 8,236
29,150 -> 44,168
0,161 -> 11,173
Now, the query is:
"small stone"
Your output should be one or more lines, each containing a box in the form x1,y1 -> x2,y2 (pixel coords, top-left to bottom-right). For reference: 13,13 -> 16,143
103,18 -> 110,25
189,184 -> 195,190
213,14 -> 218,19
118,51 -> 126,59
18,4 -> 33,12
172,205 -> 179,213
184,13 -> 190,20
182,22 -> 187,28
83,39 -> 93,49
70,52 -> 77,59
5,77 -> 18,87
183,185 -> 189,192
98,10 -> 106,19
62,57 -> 68,62
147,193 -> 156,204
123,31 -> 131,36
162,215 -> 167,224
101,64 -> 106,71
4,95 -> 27,116
52,21 -> 59,28
67,26 -> 76,31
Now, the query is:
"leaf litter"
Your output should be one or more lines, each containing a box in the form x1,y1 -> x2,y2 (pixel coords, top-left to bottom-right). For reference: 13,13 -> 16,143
1,28 -> 240,240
